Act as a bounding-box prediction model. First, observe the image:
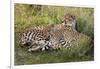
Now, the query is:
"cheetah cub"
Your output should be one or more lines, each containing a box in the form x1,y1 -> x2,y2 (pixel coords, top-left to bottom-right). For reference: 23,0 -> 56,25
20,27 -> 50,51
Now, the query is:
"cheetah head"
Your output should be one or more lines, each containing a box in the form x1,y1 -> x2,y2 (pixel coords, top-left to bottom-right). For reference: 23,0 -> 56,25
20,32 -> 32,47
62,14 -> 76,30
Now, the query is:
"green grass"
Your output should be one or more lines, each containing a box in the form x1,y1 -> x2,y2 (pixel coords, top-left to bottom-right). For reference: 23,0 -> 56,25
14,4 -> 94,65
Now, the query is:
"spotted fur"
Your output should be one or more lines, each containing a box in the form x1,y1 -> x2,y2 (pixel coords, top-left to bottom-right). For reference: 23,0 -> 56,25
20,14 -> 91,54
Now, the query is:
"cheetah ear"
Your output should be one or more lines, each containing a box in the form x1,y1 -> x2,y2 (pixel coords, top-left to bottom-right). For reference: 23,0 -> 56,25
71,15 -> 76,20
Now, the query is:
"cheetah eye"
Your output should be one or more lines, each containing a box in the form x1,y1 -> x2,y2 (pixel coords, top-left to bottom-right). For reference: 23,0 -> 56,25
65,18 -> 68,20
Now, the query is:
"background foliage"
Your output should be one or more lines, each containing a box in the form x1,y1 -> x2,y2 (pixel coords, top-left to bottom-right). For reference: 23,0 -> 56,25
14,4 -> 94,65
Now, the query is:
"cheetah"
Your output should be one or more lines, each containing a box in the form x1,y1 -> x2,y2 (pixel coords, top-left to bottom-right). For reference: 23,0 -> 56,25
20,14 -> 92,55
48,25 -> 92,55
20,27 -> 50,51
20,14 -> 77,51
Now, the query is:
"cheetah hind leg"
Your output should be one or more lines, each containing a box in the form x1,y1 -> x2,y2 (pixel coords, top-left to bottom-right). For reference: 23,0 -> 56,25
59,39 -> 72,49
62,41 -> 72,49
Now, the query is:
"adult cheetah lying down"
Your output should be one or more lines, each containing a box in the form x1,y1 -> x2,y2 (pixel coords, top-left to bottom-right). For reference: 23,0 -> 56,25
48,25 -> 92,55
20,14 -> 92,56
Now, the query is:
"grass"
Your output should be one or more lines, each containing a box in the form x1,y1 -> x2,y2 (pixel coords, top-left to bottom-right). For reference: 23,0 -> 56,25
14,4 -> 94,65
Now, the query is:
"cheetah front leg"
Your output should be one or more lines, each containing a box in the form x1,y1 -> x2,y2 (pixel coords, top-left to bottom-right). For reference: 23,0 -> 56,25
29,40 -> 51,51
28,44 -> 41,52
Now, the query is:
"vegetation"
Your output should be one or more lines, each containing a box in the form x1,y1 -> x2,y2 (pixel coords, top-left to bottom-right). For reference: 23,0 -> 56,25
14,4 -> 94,65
